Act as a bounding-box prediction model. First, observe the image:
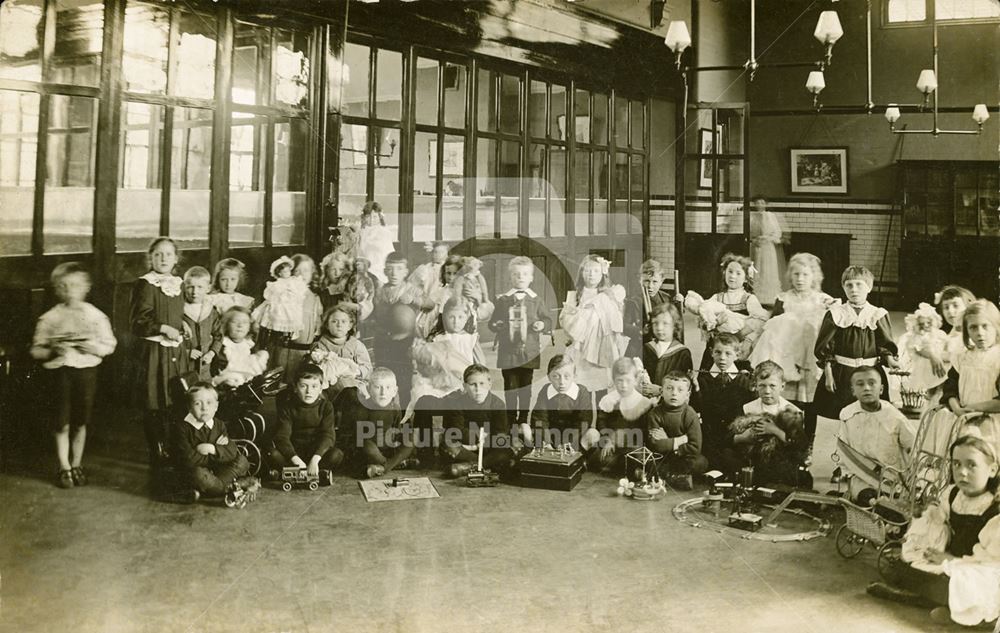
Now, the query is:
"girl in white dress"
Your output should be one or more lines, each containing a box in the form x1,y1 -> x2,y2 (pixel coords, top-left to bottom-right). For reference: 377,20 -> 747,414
208,258 -> 254,314
559,255 -> 630,392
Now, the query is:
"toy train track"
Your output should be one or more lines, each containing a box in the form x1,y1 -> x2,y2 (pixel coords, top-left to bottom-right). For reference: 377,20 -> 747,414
672,497 -> 831,542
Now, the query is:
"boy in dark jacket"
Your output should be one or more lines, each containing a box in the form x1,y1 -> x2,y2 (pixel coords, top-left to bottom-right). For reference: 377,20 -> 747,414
690,332 -> 755,469
341,367 -> 417,478
489,256 -> 551,439
441,364 -> 515,478
270,364 -> 344,475
173,382 -> 253,503
644,371 -> 709,490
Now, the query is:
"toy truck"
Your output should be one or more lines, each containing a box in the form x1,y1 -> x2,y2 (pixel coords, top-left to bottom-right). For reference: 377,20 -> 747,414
275,466 -> 334,491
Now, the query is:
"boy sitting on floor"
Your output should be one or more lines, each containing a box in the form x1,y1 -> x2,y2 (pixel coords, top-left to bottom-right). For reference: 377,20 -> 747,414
644,371 -> 709,490
270,363 -> 344,477
441,364 -> 515,478
173,382 -> 257,504
342,367 -> 418,478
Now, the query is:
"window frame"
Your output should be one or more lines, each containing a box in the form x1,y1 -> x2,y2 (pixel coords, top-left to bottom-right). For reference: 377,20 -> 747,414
882,0 -> 1000,27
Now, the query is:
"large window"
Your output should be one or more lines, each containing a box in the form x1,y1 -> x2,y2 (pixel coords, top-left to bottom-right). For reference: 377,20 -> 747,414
0,0 -> 104,256
886,0 -> 1000,24
475,68 -> 522,239
332,40 -> 402,242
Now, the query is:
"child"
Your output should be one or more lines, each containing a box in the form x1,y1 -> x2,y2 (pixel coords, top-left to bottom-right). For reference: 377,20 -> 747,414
724,361 -> 810,487
530,355 -> 595,449
255,256 -> 308,339
814,266 -> 898,421
898,302 -> 951,393
748,196 -> 787,307
687,253 -> 768,369
270,363 -> 343,477
210,307 -> 269,387
130,237 -> 188,466
836,366 -> 915,495
341,367 -> 418,478
358,200 -> 396,284
639,258 -> 684,343
418,254 -> 493,338
937,285 -> 978,371
318,251 -> 352,311
440,364 -> 514,478
30,262 -> 117,488
941,301 -> 1000,456
309,304 -> 373,402
408,241 -> 450,298
267,254 -> 324,380
585,357 -> 653,474
208,258 -> 254,314
868,434 -> 1000,627
641,302 -> 692,398
344,273 -> 376,332
373,302 -> 417,411
691,332 -> 755,470
644,371 -> 709,490
490,256 -> 551,438
374,252 -> 432,336
750,252 -> 836,458
560,255 -> 630,391
182,266 -> 220,382
172,382 -> 255,503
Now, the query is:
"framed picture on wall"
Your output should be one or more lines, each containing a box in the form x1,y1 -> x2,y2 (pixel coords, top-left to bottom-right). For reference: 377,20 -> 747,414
428,138 -> 464,177
790,147 -> 848,194
698,128 -> 714,189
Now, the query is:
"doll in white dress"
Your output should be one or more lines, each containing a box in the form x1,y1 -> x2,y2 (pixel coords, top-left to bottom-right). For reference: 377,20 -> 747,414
253,256 -> 307,337
358,201 -> 396,284
559,255 -> 630,391
899,303 -> 951,393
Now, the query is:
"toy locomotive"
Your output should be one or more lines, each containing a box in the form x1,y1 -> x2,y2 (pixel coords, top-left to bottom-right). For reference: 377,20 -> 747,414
466,428 -> 500,487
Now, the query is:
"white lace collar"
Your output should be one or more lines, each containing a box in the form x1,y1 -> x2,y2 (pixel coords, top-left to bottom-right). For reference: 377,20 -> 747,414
599,389 -> 653,420
829,302 -> 887,330
141,271 -> 182,297
184,413 -> 214,430
223,336 -> 254,352
546,383 -> 580,400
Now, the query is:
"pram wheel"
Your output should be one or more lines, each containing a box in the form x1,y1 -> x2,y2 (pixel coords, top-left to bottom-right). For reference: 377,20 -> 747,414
877,541 -> 903,583
234,439 -> 262,476
835,524 -> 866,558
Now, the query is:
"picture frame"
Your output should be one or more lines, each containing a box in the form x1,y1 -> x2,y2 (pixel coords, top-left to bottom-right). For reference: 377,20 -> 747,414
790,147 -> 848,194
698,128 -> 714,189
428,138 -> 464,177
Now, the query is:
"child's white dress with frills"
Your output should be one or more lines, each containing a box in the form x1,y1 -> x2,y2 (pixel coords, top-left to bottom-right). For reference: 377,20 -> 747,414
750,291 -> 835,401
899,329 -> 951,392
560,285 -> 629,391
255,277 -> 307,333
404,331 -> 485,420
359,224 -> 396,284
214,336 -> 268,386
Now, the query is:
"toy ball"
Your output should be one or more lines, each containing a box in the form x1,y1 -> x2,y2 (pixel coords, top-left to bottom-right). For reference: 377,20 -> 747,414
618,478 -> 629,487
616,486 -> 625,496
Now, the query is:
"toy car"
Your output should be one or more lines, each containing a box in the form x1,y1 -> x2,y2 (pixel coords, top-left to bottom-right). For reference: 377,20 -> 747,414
274,466 -> 334,492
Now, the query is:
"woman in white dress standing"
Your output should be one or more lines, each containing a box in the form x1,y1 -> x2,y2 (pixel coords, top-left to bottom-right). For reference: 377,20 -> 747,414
749,195 -> 787,308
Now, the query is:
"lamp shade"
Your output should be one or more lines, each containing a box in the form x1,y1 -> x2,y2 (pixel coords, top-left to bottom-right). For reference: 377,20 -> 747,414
973,104 -> 990,124
916,69 -> 937,94
805,71 -> 826,94
813,11 -> 844,45
884,105 -> 901,123
664,20 -> 692,53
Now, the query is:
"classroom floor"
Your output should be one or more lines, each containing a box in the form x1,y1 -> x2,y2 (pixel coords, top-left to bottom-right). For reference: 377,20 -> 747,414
2,312 -> 960,633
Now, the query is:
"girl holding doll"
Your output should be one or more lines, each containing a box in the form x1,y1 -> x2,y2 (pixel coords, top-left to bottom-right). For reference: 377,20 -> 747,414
309,303 -> 373,402
417,255 -> 494,339
560,255 -> 630,392
898,302 -> 951,394
130,237 -> 188,466
210,307 -> 269,388
260,254 -> 323,381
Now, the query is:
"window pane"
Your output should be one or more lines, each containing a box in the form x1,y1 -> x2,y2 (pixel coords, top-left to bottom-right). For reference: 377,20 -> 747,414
273,118 -> 308,245
499,141 -> 520,237
528,80 -> 545,139
376,49 -> 402,121
937,0 -> 1000,19
415,57 -> 438,126
413,130 -> 437,241
614,152 -> 629,234
443,63 -> 466,129
170,107 -> 212,249
550,147 -> 566,237
630,100 -> 644,148
123,2 -> 169,94
441,134 -> 464,241
373,126 -> 400,242
0,0 -> 43,82
0,90 -> 39,256
593,93 -> 609,146
630,154 -> 645,235
477,68 -> 496,132
574,150 -> 590,236
593,151 -> 609,234
274,29 -> 310,108
49,0 -> 103,86
528,143 -> 545,237
614,96 -> 629,148
117,101 -> 164,252
44,95 -> 97,253
475,137 -> 496,237
338,122 -> 367,220
337,42 -> 369,117
173,12 -> 216,99
551,85 -> 567,141
499,74 -> 520,134
574,89 -> 590,144
228,117 -> 266,247
233,22 -> 268,105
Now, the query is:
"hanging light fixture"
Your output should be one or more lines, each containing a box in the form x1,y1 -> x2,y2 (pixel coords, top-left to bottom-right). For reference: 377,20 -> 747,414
664,20 -> 691,69
884,104 -> 901,131
973,104 -> 991,127
813,10 -> 843,67
805,70 -> 825,109
915,69 -> 937,106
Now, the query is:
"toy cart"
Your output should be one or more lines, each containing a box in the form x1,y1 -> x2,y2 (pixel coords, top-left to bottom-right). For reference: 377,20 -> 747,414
836,494 -> 909,580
